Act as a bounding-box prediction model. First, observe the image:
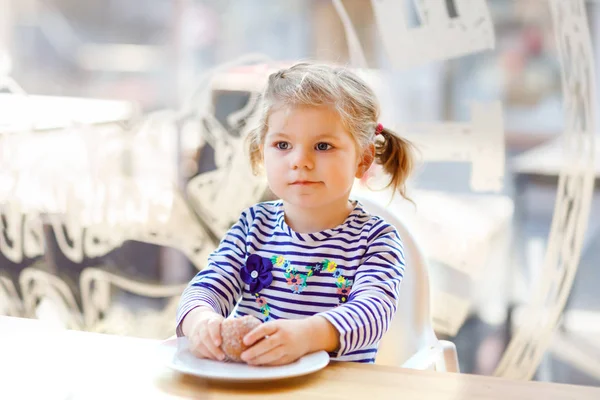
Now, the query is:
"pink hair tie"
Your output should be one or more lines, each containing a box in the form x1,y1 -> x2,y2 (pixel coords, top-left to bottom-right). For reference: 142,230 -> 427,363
375,123 -> 384,135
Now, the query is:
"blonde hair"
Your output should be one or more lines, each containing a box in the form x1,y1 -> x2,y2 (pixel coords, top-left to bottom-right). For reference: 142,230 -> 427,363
247,62 -> 414,200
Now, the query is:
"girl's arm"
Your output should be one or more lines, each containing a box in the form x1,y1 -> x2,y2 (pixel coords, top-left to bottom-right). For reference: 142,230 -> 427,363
180,306 -> 220,337
176,210 -> 250,336
316,222 -> 405,358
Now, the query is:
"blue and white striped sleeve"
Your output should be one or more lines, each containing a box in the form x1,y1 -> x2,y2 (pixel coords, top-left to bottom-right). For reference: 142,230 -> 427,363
317,222 -> 405,357
175,210 -> 249,336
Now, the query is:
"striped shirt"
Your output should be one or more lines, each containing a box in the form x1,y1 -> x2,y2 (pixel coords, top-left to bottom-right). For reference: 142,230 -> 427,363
176,200 -> 405,363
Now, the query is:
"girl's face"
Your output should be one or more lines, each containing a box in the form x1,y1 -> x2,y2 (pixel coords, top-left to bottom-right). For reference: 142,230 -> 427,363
262,105 -> 373,210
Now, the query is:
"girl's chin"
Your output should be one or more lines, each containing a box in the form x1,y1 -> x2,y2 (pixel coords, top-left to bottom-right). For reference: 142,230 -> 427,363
281,196 -> 348,210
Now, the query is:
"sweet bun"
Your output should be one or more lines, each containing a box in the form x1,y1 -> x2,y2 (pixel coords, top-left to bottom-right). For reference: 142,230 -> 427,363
220,315 -> 262,362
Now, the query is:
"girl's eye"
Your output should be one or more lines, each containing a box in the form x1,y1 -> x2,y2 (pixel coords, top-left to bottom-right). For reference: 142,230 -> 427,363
316,142 -> 332,151
276,142 -> 290,150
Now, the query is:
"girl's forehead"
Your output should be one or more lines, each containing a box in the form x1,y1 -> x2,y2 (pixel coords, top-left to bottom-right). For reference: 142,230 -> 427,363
267,105 -> 343,132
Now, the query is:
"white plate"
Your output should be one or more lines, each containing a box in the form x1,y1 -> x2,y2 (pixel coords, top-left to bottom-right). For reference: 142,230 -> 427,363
158,337 -> 330,381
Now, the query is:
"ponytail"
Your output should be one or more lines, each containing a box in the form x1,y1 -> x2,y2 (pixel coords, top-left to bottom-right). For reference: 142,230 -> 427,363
374,127 -> 415,202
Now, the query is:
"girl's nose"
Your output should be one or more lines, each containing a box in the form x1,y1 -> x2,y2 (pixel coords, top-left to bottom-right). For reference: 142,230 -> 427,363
290,147 -> 314,170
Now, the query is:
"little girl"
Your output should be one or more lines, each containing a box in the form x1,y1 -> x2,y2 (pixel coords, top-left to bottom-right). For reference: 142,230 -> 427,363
176,62 -> 413,365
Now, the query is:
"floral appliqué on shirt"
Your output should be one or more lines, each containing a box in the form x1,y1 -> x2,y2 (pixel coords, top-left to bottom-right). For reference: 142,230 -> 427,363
336,276 -> 353,305
274,255 -> 307,294
254,293 -> 273,322
277,257 -> 354,303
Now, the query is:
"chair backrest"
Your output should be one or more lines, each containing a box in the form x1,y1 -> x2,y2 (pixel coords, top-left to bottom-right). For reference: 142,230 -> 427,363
353,192 -> 439,366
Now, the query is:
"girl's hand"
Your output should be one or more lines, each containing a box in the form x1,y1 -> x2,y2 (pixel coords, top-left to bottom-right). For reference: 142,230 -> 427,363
185,309 -> 226,361
240,319 -> 311,366
240,316 -> 339,366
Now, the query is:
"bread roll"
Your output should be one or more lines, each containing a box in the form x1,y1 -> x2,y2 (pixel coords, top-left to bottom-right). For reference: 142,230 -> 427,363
220,316 -> 262,362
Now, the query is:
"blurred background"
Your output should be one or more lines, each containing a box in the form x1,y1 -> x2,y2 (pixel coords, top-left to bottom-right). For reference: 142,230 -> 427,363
1,0 -> 599,387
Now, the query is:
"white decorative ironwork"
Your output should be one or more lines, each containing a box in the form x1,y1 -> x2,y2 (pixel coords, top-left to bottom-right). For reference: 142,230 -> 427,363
395,102 -> 505,192
80,267 -> 185,338
332,0 -> 368,68
0,275 -> 22,317
181,54 -> 271,237
19,265 -> 84,330
0,54 -> 271,338
371,0 -> 495,69
495,0 -> 597,380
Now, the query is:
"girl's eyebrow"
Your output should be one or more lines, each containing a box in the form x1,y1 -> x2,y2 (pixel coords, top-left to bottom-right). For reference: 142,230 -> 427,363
314,133 -> 337,140
266,132 -> 290,139
266,132 -> 339,140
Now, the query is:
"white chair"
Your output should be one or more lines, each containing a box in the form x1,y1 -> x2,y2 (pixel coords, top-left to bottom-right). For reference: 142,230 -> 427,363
353,192 -> 460,372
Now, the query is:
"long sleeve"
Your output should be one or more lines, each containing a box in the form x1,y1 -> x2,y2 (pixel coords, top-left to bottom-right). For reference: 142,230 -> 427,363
317,222 -> 405,360
175,210 -> 249,336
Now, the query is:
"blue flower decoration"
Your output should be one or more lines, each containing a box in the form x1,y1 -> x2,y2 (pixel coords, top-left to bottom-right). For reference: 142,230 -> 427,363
264,315 -> 274,322
333,269 -> 342,278
240,254 -> 274,294
293,284 -> 305,294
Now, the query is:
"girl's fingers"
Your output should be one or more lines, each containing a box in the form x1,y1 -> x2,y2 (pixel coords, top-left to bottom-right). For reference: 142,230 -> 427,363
241,333 -> 280,362
206,318 -> 225,360
243,321 -> 278,346
246,345 -> 286,366
207,318 -> 223,347
199,340 -> 224,361
201,331 -> 225,361
189,340 -> 208,358
190,323 -> 225,361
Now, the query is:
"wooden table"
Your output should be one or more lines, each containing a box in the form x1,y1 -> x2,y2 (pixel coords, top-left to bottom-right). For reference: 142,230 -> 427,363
1,316 -> 599,399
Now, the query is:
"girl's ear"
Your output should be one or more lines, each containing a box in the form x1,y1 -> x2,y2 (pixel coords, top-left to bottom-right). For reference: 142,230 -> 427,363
356,143 -> 375,179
